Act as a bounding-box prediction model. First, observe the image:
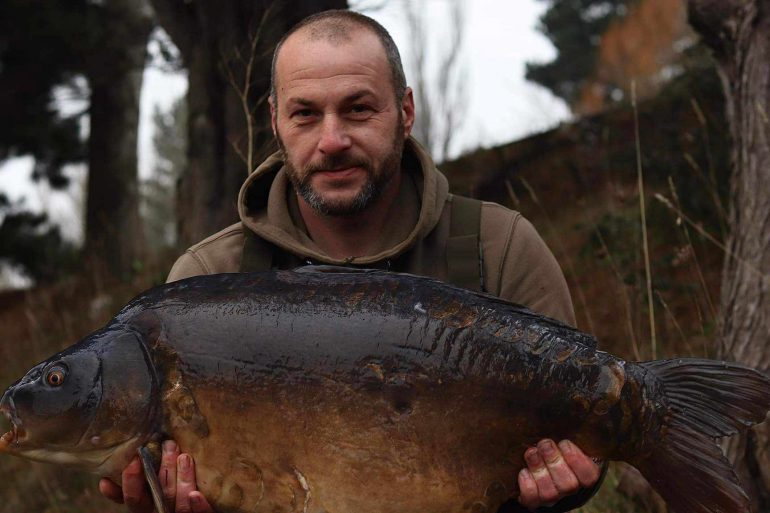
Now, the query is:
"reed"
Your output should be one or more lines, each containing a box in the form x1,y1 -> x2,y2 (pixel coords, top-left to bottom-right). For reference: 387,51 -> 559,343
632,82 -> 657,359
518,176 -> 597,335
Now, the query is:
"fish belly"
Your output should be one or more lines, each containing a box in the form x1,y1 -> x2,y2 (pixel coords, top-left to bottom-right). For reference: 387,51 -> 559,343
168,377 -> 551,513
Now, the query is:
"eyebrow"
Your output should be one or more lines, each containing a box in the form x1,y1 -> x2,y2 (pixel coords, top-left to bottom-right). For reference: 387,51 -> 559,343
343,89 -> 376,103
286,89 -> 378,107
287,97 -> 314,107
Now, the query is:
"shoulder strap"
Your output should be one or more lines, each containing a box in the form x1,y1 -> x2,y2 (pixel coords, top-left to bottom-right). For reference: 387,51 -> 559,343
447,194 -> 484,292
241,197 -> 484,286
239,228 -> 275,272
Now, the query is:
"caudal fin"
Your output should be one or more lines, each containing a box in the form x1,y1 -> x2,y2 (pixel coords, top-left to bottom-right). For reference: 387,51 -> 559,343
633,359 -> 770,513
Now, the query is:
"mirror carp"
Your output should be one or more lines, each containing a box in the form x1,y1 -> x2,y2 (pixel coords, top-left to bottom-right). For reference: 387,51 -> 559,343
1,267 -> 769,513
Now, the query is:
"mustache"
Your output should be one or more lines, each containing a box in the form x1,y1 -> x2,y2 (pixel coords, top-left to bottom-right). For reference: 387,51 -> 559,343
305,154 -> 371,174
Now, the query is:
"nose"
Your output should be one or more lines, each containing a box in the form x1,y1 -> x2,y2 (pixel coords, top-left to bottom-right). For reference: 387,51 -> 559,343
317,115 -> 352,155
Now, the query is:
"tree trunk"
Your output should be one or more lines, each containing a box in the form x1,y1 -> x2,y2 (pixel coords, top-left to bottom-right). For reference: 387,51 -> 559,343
85,0 -> 153,279
687,1 -> 770,510
150,0 -> 346,248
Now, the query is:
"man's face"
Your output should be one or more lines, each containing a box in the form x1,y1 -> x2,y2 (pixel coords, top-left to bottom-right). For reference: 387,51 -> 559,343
270,28 -> 414,217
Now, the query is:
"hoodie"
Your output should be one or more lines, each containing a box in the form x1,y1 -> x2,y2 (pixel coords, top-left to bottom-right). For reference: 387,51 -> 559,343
167,138 -> 575,326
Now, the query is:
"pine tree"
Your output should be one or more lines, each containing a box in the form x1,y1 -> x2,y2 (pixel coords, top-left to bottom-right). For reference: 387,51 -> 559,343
0,0 -> 153,281
142,98 -> 188,251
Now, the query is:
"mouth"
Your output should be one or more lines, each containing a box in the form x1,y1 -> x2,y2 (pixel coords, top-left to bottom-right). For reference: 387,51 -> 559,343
316,166 -> 363,175
0,399 -> 25,450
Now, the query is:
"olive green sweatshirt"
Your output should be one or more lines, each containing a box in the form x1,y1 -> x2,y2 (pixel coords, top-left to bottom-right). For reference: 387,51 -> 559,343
167,138 -> 575,326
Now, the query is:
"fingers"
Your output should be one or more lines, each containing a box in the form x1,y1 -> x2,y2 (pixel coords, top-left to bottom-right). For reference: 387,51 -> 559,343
189,491 -> 215,513
98,478 -> 124,504
518,439 -> 601,510
121,456 -> 154,513
519,444 -> 561,508
558,440 -> 602,487
538,439 -> 580,494
173,453 -> 194,513
174,452 -> 216,513
101,440 -> 214,513
517,467 -> 541,511
161,440 -> 180,509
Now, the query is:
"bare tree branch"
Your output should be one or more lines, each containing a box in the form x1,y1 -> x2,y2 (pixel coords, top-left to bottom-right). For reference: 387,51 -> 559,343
220,4 -> 276,173
403,0 -> 467,162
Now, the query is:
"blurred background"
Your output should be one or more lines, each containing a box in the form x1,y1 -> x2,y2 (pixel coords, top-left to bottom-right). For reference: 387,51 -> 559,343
0,0 -> 739,511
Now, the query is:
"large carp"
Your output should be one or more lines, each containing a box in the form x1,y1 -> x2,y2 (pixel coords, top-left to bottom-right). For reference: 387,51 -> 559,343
1,268 -> 769,513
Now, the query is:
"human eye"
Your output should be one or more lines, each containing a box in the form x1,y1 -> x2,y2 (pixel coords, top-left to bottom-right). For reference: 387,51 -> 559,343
292,108 -> 314,118
348,104 -> 374,119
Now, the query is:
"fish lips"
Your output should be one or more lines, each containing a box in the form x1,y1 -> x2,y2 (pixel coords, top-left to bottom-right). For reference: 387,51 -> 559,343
0,392 -> 26,451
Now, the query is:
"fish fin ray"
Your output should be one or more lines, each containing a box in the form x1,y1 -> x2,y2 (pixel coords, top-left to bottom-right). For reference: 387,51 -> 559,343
633,359 -> 770,513
138,445 -> 170,513
634,425 -> 749,513
643,359 -> 770,436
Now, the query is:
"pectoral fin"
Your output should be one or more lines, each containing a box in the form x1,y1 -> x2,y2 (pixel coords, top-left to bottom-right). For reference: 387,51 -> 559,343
138,445 -> 169,513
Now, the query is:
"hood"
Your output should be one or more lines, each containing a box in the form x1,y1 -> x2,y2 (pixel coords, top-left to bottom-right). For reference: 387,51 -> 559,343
236,137 -> 449,265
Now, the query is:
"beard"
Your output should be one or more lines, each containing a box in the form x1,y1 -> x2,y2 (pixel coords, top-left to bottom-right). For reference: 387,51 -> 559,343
277,126 -> 405,217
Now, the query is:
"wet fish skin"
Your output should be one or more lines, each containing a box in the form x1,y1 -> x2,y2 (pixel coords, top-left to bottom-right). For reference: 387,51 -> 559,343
0,327 -> 158,474
1,268 -> 769,513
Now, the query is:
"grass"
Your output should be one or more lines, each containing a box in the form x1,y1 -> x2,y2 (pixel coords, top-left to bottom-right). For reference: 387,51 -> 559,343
632,82 -> 657,360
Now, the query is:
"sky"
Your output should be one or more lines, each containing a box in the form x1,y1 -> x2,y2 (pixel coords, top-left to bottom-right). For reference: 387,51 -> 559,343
0,0 -> 569,248
362,0 -> 570,155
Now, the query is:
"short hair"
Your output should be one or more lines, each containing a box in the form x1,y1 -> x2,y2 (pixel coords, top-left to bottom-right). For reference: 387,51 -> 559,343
270,10 -> 407,105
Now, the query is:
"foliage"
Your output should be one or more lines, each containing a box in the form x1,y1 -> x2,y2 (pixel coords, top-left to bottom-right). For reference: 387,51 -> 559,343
0,195 -> 78,282
526,0 -> 635,106
528,0 -> 714,116
0,0 -> 94,186
576,0 -> 695,113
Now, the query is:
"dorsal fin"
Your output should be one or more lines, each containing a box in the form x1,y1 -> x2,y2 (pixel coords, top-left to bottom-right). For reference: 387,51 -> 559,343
290,266 -> 598,349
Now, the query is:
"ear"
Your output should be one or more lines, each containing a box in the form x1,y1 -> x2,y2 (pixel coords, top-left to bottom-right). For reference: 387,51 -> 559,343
269,96 -> 278,137
401,87 -> 415,138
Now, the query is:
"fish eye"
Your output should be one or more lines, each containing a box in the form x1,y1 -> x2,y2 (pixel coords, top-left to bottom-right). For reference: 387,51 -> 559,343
45,365 -> 67,387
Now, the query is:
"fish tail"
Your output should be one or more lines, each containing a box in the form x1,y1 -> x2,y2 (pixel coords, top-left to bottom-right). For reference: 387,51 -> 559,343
632,359 -> 770,513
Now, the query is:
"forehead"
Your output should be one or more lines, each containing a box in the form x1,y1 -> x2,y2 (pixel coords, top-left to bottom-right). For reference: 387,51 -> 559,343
274,27 -> 392,100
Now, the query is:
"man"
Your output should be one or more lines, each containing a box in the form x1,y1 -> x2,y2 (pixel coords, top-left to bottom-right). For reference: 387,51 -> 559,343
100,10 -> 603,513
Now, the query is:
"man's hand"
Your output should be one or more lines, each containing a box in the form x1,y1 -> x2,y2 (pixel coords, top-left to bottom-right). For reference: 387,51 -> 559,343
98,440 -> 214,513
517,439 -> 601,511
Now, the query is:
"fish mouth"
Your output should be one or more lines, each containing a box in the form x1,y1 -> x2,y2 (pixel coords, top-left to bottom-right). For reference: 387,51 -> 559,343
0,397 -> 26,451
